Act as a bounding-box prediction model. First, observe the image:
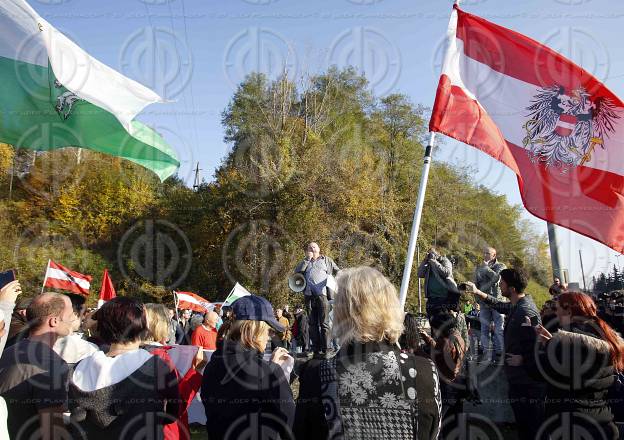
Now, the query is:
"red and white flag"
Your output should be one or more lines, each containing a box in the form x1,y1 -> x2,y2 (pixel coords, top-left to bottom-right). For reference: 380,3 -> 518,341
430,6 -> 624,252
98,269 -> 116,308
43,260 -> 92,296
175,291 -> 211,313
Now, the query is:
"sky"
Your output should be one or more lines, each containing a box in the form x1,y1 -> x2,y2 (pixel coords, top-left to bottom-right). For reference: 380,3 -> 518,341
27,0 -> 624,286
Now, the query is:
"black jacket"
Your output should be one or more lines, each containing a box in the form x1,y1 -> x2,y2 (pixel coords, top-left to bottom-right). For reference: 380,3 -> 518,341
534,321 -> 616,423
69,355 -> 181,440
482,294 -> 541,384
293,311 -> 309,341
201,340 -> 295,440
295,341 -> 442,440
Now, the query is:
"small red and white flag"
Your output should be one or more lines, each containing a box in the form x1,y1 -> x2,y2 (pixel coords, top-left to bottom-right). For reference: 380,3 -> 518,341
175,291 -> 211,313
98,269 -> 116,308
43,260 -> 92,296
430,6 -> 624,252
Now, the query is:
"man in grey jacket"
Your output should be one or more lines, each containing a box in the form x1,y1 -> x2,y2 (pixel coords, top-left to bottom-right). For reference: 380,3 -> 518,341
417,248 -> 457,318
294,242 -> 339,358
474,247 -> 506,361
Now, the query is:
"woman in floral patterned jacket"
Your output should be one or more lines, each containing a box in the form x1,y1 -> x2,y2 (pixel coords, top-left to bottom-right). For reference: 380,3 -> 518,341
294,266 -> 442,440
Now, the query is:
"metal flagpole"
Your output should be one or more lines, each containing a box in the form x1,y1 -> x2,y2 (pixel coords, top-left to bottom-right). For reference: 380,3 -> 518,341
40,259 -> 51,294
399,132 -> 437,308
399,0 -> 460,309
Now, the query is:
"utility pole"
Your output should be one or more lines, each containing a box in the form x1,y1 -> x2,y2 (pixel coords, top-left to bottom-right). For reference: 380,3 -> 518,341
547,223 -> 563,282
579,249 -> 587,292
192,162 -> 201,191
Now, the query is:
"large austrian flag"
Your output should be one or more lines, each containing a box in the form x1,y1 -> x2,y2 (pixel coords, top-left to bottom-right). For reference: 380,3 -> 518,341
430,6 -> 624,252
175,291 -> 211,313
44,261 -> 92,296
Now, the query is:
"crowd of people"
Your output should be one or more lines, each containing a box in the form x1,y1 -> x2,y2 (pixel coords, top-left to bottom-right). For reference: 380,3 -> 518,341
0,242 -> 622,439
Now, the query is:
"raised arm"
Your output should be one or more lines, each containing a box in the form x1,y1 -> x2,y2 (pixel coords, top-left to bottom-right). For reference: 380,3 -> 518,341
460,282 -> 512,315
429,256 -> 452,278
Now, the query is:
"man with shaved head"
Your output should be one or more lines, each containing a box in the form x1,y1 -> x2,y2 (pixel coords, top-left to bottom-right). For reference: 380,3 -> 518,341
0,292 -> 74,440
474,246 -> 506,362
192,310 -> 219,350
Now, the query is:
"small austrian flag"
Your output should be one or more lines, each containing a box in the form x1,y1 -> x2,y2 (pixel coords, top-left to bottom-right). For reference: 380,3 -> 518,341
44,260 -> 92,296
175,291 -> 211,313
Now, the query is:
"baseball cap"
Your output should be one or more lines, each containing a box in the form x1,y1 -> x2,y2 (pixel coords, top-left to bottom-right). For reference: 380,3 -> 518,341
232,295 -> 285,333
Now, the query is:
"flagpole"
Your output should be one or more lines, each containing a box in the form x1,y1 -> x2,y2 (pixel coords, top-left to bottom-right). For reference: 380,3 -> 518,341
40,259 -> 50,295
398,0 -> 460,309
399,132 -> 437,308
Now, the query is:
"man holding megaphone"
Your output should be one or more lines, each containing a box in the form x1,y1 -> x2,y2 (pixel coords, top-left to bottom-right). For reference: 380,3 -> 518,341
294,242 -> 340,358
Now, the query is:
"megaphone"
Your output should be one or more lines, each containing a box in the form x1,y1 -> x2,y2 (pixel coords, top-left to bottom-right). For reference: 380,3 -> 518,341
288,273 -> 306,293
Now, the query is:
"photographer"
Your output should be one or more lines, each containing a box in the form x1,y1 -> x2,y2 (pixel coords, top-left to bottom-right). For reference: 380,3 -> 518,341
417,248 -> 457,318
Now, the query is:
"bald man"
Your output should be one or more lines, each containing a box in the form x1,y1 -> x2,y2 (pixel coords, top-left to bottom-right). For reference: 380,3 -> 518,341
191,310 -> 219,350
294,241 -> 340,358
0,292 -> 74,440
474,247 -> 506,362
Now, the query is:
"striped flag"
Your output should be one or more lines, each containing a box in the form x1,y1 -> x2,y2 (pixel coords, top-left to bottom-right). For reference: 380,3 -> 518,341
223,283 -> 251,306
175,291 -> 211,313
430,5 -> 624,252
0,0 -> 179,180
43,260 -> 92,296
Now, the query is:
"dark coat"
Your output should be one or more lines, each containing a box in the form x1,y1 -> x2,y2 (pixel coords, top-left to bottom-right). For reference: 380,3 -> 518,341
69,356 -> 181,440
482,294 -> 541,384
534,322 -> 616,423
294,311 -> 309,347
201,340 -> 295,440
295,341 -> 442,440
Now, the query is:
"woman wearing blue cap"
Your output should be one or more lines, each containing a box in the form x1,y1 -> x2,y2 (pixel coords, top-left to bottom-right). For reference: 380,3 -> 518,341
201,294 -> 295,439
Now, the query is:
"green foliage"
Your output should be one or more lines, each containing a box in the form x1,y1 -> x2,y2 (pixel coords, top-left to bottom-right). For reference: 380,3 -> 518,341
0,68 -> 552,309
527,279 -> 551,309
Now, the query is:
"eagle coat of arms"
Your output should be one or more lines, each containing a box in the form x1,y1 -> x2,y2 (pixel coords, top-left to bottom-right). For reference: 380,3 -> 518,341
522,85 -> 619,170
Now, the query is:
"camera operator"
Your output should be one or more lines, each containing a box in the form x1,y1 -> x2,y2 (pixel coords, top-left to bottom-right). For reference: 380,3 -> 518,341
417,248 -> 458,319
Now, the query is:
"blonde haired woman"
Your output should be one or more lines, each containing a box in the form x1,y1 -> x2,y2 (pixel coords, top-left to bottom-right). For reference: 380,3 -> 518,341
142,303 -> 206,440
201,294 -> 295,439
295,266 -> 442,440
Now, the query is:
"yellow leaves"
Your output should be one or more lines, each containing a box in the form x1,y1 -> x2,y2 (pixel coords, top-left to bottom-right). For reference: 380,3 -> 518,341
49,153 -> 156,244
0,143 -> 14,176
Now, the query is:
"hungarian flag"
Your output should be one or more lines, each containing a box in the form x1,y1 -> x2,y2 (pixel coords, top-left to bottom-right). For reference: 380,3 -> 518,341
0,0 -> 179,180
175,291 -> 211,313
430,6 -> 624,252
43,260 -> 92,296
97,269 -> 116,308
